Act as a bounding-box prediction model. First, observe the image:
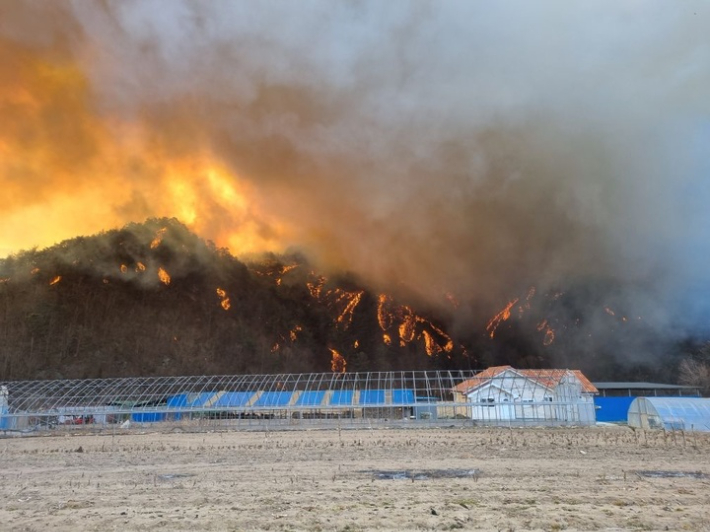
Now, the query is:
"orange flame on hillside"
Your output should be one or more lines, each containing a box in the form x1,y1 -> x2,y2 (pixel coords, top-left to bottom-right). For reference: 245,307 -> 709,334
329,348 -> 347,373
120,264 -> 128,273
333,289 -> 364,329
158,267 -> 171,285
306,275 -> 326,298
290,325 -> 302,342
0,46 -> 288,260
486,298 -> 519,339
150,227 -> 167,249
49,275 -> 61,286
136,262 -> 146,272
377,294 -> 393,330
216,288 -> 230,310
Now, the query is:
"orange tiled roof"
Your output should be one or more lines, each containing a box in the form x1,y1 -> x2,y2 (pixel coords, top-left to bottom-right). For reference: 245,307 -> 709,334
454,366 -> 598,394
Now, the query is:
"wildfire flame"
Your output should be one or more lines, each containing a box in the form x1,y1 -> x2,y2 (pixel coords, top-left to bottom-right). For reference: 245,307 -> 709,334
486,298 -> 519,339
150,227 -> 167,249
421,330 -> 443,355
49,275 -> 61,286
306,275 -> 326,298
333,289 -> 364,329
290,325 -> 302,342
120,264 -> 128,273
329,348 -> 347,373
377,294 -> 393,330
216,287 -> 230,310
398,307 -> 417,344
383,333 -> 392,345
157,267 -> 171,285
136,262 -> 146,272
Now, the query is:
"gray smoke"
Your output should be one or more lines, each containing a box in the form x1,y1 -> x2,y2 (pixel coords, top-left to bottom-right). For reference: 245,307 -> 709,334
1,1 -> 709,334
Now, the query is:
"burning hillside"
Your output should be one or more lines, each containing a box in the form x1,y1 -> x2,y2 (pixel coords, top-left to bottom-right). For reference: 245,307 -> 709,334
0,219 -> 472,380
0,219 -> 691,382
1,4 -> 708,381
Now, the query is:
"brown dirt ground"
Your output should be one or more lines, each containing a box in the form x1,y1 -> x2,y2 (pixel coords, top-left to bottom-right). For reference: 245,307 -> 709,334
1,426 -> 710,531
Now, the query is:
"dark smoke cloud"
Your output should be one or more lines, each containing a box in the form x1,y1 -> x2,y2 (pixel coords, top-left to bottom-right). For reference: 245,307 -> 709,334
1,1 -> 709,334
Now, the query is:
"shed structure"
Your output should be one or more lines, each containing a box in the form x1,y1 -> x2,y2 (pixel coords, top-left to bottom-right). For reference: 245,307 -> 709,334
453,366 -> 597,425
593,382 -> 701,422
627,397 -> 710,432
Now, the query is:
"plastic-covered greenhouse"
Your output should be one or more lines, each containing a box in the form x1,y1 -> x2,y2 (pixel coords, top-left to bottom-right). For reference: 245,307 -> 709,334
628,397 -> 710,432
0,367 -> 598,434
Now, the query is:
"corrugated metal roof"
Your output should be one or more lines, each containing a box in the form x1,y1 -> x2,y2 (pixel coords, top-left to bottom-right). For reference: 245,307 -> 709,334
593,382 -> 699,390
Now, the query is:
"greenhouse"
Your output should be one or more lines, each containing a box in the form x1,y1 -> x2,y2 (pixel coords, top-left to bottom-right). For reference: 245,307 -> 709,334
0,367 -> 598,434
627,397 -> 710,432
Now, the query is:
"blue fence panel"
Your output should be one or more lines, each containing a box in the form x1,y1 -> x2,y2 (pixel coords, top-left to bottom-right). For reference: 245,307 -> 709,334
359,390 -> 386,405
131,412 -> 166,423
254,391 -> 293,407
330,391 -> 354,406
213,392 -> 254,408
295,391 -> 326,406
392,389 -> 415,405
594,396 -> 635,423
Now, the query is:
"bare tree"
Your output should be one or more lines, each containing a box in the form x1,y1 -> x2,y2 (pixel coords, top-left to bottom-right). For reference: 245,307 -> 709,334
678,343 -> 710,397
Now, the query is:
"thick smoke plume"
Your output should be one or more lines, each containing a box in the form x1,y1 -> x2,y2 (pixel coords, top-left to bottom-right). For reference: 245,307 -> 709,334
1,2 -> 709,336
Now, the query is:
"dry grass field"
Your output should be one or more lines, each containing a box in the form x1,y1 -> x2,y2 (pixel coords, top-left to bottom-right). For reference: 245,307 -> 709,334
1,426 -> 710,531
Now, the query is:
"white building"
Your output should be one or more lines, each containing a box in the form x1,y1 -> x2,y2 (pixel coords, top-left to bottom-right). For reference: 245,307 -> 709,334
453,366 -> 597,424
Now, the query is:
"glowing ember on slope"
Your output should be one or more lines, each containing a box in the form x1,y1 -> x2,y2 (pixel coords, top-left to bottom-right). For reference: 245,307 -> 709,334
306,275 -> 326,298
150,227 -> 167,249
428,323 -> 454,353
49,275 -> 61,285
543,328 -> 555,346
421,330 -> 443,356
377,294 -> 393,330
157,267 -> 171,285
120,264 -> 128,273
136,262 -> 146,272
329,348 -> 347,373
333,289 -> 364,329
398,307 -> 417,345
216,288 -> 230,310
290,325 -> 302,342
486,298 -> 519,339
383,333 -> 392,345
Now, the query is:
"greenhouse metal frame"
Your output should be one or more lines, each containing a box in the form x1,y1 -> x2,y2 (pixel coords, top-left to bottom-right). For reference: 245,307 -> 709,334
627,397 -> 710,432
0,368 -> 598,434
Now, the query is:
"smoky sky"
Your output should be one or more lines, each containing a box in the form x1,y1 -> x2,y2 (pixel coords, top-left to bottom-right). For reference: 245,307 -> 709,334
1,1 -> 709,328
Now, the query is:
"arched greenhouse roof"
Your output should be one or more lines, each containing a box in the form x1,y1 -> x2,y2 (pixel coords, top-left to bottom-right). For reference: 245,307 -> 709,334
628,397 -> 710,432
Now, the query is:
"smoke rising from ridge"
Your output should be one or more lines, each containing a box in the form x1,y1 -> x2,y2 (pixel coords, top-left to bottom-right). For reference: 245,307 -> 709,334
1,1 -> 709,334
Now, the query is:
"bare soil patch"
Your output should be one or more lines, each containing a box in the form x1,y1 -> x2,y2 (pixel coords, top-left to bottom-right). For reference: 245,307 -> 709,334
1,426 -> 710,531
